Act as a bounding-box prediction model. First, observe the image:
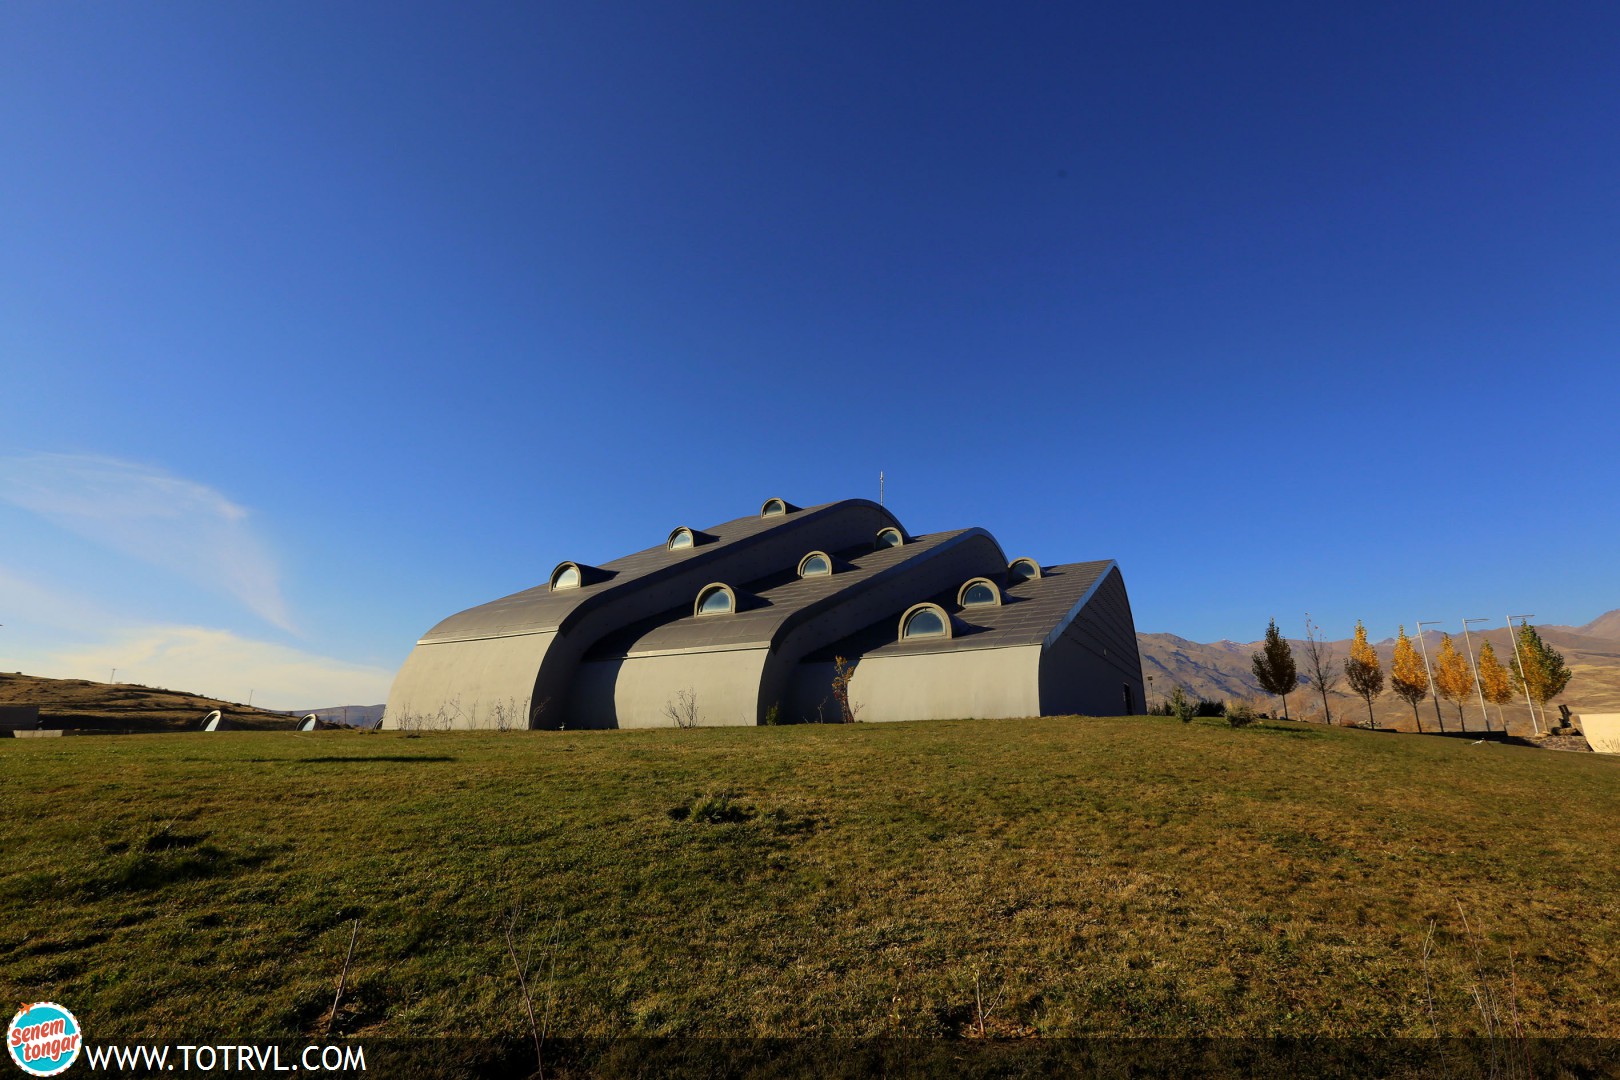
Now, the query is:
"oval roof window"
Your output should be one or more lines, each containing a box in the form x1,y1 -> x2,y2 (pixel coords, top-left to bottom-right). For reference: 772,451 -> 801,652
1008,557 -> 1042,582
958,578 -> 1002,607
899,603 -> 952,641
695,583 -> 736,616
798,551 -> 832,578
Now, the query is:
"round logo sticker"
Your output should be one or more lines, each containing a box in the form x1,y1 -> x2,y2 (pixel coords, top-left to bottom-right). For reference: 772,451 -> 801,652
7,1002 -> 82,1076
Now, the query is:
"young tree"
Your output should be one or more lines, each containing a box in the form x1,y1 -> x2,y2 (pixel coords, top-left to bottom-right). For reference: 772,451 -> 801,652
1300,615 -> 1339,725
1432,633 -> 1474,730
1251,618 -> 1299,720
1510,623 -> 1574,716
1343,620 -> 1385,728
1476,641 -> 1515,730
830,655 -> 863,723
1389,625 -> 1429,733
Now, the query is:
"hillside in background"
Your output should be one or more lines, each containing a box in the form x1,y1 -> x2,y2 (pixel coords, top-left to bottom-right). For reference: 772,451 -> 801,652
1138,609 -> 1620,733
0,673 -> 325,733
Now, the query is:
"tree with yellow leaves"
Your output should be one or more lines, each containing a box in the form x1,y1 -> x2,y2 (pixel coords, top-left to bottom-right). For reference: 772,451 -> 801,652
1388,626 -> 1430,733
1342,620 -> 1384,728
1432,633 -> 1475,731
1476,640 -> 1515,730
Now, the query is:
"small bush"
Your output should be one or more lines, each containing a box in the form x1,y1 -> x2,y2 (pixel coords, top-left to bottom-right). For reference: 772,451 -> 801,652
1227,701 -> 1257,727
762,702 -> 784,726
1195,698 -> 1226,718
1169,686 -> 1196,725
668,792 -> 756,825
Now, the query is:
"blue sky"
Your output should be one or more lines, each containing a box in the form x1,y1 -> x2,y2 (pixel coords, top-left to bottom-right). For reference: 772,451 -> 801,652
3,2 -> 1617,708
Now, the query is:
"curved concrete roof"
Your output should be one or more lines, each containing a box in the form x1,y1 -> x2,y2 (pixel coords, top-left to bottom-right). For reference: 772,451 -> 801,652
805,559 -> 1118,659
586,528 -> 1008,658
418,498 -> 902,644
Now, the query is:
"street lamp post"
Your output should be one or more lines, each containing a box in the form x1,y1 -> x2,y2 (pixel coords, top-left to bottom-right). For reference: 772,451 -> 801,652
1507,614 -> 1542,735
1461,618 -> 1493,733
1415,620 -> 1446,733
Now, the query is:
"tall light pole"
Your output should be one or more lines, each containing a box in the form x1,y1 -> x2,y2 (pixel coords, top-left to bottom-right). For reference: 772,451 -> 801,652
1461,618 -> 1493,733
1415,620 -> 1446,733
1507,615 -> 1542,735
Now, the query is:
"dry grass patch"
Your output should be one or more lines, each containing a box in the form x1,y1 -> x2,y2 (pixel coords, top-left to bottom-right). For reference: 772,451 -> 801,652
2,715 -> 1617,1042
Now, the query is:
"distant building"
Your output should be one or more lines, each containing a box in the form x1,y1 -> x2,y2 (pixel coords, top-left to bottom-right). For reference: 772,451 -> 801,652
384,498 -> 1144,729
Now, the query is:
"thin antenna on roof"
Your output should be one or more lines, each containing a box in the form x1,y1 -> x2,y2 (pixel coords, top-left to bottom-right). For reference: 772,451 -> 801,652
879,470 -> 885,506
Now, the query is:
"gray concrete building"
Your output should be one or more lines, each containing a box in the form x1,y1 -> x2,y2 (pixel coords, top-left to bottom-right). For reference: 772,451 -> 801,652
383,498 -> 1144,729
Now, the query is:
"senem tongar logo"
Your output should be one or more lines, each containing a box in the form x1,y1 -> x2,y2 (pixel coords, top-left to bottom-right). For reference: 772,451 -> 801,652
7,1002 -> 82,1076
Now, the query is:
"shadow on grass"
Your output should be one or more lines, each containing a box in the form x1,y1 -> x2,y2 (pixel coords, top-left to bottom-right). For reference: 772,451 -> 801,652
77,821 -> 271,897
1247,724 -> 1327,739
247,755 -> 459,764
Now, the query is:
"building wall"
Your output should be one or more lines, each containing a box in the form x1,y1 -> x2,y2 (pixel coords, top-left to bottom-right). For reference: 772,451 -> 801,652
1038,566 -> 1145,716
383,630 -> 554,729
789,647 -> 1043,724
1579,713 -> 1620,754
573,648 -> 771,728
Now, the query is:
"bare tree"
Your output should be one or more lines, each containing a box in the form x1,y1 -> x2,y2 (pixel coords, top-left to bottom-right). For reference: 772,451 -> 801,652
830,656 -> 862,723
1300,614 -> 1339,725
489,697 -> 525,733
663,688 -> 700,729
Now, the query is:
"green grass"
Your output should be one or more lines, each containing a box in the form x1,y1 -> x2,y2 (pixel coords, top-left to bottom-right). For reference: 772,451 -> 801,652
3,717 -> 1618,1042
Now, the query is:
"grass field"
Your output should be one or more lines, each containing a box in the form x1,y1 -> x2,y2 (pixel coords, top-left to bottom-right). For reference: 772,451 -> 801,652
4,715 -> 1618,1049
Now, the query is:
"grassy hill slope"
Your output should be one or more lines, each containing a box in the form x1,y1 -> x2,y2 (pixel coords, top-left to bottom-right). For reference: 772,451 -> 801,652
3,717 -> 1617,1050
0,672 -> 316,732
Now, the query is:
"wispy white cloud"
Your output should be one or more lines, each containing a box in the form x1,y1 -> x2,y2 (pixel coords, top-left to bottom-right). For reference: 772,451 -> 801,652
0,452 -> 292,630
12,624 -> 394,711
0,562 -> 122,635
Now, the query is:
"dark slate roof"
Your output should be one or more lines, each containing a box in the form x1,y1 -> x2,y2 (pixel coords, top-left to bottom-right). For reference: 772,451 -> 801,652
419,499 -> 879,643
804,559 -> 1117,661
585,529 -> 989,658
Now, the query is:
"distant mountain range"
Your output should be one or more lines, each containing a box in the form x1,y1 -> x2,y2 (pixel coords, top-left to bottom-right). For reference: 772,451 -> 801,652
1137,609 -> 1620,733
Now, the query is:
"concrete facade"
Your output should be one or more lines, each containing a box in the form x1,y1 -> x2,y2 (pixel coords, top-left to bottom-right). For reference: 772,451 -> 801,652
383,498 -> 1145,729
1577,713 -> 1620,754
